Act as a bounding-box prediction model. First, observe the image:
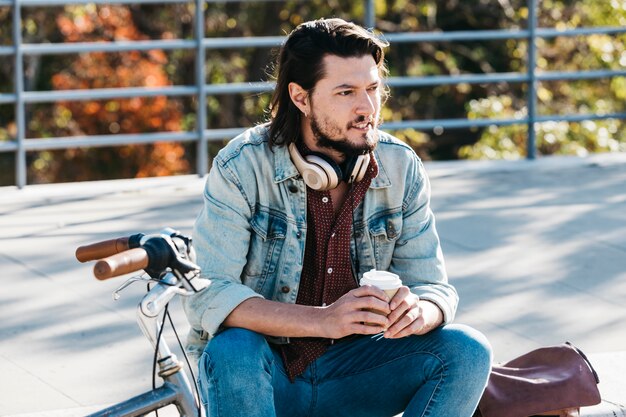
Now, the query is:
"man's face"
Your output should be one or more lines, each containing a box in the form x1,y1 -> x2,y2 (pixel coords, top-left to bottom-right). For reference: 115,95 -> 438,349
305,54 -> 382,158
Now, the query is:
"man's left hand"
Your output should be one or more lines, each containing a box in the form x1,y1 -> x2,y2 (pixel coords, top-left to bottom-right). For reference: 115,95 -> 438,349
383,286 -> 444,338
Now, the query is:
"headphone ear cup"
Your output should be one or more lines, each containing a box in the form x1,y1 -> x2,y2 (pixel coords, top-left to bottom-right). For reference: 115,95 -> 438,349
300,163 -> 331,190
288,143 -> 339,191
347,153 -> 371,183
304,155 -> 340,190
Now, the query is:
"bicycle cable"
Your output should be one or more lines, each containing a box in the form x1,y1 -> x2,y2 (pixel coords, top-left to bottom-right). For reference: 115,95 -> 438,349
151,296 -> 168,417
146,281 -> 202,417
166,308 -> 202,417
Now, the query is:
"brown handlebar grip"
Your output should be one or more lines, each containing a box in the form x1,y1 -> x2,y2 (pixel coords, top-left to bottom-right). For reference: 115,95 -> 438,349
76,237 -> 131,263
93,248 -> 149,280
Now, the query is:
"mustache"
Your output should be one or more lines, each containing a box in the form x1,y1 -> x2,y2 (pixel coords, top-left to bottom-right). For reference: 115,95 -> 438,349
351,115 -> 384,127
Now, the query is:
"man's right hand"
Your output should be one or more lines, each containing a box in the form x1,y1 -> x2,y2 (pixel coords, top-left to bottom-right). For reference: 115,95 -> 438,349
315,285 -> 391,339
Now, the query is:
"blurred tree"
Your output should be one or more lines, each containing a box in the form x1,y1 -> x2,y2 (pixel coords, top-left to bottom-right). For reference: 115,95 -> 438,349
371,0 -> 529,159
25,4 -> 189,183
1,0 -> 624,185
459,0 -> 626,159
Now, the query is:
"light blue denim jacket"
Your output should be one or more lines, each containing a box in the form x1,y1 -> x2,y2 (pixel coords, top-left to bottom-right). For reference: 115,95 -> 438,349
183,124 -> 458,360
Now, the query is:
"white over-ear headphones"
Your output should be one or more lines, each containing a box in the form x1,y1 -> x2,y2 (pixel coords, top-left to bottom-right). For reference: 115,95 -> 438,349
288,143 -> 370,191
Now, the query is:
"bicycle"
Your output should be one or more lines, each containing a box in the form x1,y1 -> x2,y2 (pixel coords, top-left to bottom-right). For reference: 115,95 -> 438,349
75,228 -> 209,417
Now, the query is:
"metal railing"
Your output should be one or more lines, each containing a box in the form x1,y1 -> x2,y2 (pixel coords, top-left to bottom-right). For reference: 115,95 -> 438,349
1,0 -> 625,187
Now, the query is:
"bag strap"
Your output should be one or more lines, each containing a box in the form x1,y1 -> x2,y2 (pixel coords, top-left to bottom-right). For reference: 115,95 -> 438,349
566,341 -> 600,384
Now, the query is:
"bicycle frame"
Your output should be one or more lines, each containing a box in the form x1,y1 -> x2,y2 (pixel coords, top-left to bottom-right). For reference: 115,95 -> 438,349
86,273 -> 200,417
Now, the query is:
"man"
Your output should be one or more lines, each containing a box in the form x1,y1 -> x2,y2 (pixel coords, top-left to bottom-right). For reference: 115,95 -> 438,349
183,18 -> 491,417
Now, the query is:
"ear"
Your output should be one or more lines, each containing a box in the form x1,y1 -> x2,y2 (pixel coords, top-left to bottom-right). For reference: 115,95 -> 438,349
288,82 -> 309,116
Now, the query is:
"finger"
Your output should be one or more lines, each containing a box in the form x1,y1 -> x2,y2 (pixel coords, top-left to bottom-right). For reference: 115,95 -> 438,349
345,293 -> 391,315
387,298 -> 414,325
353,309 -> 390,328
389,287 -> 416,310
388,320 -> 426,339
387,294 -> 418,324
352,284 -> 391,302
385,308 -> 421,338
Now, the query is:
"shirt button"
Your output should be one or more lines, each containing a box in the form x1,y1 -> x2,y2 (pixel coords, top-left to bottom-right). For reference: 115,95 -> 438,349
322,197 -> 329,203
281,286 -> 290,293
327,268 -> 333,274
331,233 -> 335,238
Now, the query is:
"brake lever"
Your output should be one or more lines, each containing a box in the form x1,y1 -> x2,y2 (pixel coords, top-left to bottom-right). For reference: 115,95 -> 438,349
112,274 -> 152,300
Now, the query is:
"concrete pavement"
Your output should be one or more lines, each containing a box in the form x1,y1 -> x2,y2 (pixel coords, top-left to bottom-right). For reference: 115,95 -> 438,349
1,153 -> 625,416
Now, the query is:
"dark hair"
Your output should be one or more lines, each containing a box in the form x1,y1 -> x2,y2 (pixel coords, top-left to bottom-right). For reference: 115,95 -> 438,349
267,18 -> 389,147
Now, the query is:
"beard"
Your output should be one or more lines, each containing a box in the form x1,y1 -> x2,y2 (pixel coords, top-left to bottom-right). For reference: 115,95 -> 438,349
310,113 -> 379,157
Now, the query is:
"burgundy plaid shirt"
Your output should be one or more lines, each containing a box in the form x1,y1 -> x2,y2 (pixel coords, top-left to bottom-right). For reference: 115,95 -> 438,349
281,156 -> 379,381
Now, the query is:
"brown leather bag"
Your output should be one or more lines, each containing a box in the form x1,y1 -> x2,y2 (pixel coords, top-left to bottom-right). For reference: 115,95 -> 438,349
475,342 -> 601,417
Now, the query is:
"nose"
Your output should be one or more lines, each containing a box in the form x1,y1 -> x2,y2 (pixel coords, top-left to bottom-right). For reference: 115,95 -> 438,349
355,90 -> 376,116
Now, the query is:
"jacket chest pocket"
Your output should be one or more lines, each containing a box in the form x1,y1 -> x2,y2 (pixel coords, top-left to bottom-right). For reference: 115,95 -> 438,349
243,208 -> 288,293
367,210 -> 403,267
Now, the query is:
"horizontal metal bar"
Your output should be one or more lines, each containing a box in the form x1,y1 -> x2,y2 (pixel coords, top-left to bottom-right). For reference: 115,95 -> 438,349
2,27 -> 624,58
383,26 -> 626,44
16,0 -> 189,6
18,83 -> 273,103
384,30 -> 530,43
0,141 -> 18,152
2,112 -> 623,154
21,131 -> 199,151
21,39 -> 197,55
203,36 -> 285,49
0,46 -> 14,56
7,0 -> 290,4
0,93 -> 16,104
9,37 -> 284,57
22,86 -> 198,103
383,112 -> 626,131
204,81 -> 275,95
7,67 -> 624,104
536,69 -> 626,81
535,112 -> 626,124
383,117 -> 526,131
388,72 -> 528,87
389,69 -> 625,88
203,127 -> 247,140
537,26 -> 626,39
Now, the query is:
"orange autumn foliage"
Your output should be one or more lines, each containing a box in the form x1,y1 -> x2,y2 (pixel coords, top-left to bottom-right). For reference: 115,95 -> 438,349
48,5 -> 189,181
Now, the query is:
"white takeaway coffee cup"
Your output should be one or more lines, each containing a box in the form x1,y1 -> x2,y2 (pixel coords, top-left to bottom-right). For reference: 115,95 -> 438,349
360,269 -> 402,299
360,270 -> 403,324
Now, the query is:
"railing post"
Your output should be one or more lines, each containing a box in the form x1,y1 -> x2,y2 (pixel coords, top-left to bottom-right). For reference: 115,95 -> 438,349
195,0 -> 208,177
364,0 -> 375,29
526,0 -> 538,159
13,0 -> 26,187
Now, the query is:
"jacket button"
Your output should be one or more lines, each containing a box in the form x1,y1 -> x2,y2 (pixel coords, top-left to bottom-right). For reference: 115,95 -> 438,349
296,231 -> 302,239
281,286 -> 290,293
288,184 -> 298,193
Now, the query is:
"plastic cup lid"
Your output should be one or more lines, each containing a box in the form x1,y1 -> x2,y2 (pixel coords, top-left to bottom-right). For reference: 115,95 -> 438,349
359,269 -> 402,290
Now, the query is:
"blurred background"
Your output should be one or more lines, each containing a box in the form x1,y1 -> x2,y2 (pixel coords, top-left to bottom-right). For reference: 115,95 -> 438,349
0,0 -> 625,188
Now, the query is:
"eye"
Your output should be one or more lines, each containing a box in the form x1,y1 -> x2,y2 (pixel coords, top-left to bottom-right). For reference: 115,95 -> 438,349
338,90 -> 353,96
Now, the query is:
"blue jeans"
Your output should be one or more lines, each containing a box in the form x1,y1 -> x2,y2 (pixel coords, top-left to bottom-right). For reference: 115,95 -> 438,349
198,325 -> 492,417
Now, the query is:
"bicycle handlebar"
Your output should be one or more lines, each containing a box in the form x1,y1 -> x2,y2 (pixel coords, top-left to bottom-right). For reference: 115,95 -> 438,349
77,229 -> 202,292
94,248 -> 149,280
76,233 -> 144,262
